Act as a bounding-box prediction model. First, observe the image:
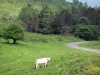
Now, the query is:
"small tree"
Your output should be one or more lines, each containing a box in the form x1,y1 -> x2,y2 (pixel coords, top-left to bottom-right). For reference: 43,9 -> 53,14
3,24 -> 24,44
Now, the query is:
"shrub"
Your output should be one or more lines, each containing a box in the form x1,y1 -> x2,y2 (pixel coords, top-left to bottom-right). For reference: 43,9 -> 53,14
78,17 -> 90,25
73,25 -> 100,40
87,65 -> 100,75
0,25 -> 8,38
3,24 -> 24,44
89,25 -> 100,40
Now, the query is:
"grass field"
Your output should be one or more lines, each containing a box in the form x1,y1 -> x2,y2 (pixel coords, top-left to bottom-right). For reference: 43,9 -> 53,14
79,41 -> 100,49
0,33 -> 100,75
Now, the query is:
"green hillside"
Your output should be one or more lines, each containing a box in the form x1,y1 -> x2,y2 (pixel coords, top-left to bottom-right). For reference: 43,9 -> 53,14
0,0 -> 73,16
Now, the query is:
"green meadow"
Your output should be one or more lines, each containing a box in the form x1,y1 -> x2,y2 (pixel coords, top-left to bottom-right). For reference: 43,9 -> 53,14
0,33 -> 100,75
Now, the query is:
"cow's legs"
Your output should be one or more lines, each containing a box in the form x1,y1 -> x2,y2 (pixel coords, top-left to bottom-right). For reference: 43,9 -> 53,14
43,64 -> 45,67
44,63 -> 47,67
36,64 -> 39,70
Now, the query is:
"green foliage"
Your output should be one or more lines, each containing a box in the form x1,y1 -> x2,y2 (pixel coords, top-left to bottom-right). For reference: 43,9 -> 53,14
89,25 -> 100,40
24,32 -> 81,43
0,14 -> 16,24
74,25 -> 100,40
51,9 -> 76,34
0,25 -> 9,38
3,24 -> 24,44
39,4 -> 54,34
78,17 -> 90,25
62,10 -> 75,26
0,0 -> 100,41
0,25 -> 4,37
87,65 -> 100,74
19,3 -> 35,24
19,3 -> 39,32
0,27 -> 3,37
73,0 -> 79,5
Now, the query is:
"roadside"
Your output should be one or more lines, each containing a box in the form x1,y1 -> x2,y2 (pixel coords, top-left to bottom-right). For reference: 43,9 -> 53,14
66,42 -> 100,54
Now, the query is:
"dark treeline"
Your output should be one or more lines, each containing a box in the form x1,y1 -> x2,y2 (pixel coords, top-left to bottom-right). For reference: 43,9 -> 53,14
18,0 -> 100,40
7,0 -> 67,4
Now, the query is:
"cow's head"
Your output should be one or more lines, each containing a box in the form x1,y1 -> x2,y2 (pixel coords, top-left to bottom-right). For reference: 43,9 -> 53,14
47,57 -> 51,62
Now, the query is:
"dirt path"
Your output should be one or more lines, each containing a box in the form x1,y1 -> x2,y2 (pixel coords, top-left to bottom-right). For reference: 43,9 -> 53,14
66,42 -> 100,54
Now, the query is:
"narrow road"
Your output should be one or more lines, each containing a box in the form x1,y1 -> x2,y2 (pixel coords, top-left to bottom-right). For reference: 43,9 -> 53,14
66,42 -> 100,54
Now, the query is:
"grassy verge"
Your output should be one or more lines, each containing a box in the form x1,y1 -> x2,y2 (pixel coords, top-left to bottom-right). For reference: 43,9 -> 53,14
0,33 -> 100,75
79,41 -> 100,49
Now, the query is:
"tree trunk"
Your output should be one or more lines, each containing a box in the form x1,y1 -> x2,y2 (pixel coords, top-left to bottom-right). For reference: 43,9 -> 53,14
13,39 -> 16,44
34,15 -> 39,33
64,26 -> 71,35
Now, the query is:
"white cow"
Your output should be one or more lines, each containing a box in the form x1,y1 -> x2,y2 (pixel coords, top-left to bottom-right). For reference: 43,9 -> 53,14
35,57 -> 51,70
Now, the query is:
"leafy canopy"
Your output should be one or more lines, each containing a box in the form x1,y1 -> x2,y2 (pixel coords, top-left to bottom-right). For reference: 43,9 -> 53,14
3,24 -> 24,44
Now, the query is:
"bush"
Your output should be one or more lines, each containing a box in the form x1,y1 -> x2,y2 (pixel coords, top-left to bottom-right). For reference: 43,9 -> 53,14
3,24 -> 24,44
73,25 -> 100,40
0,25 -> 8,38
41,27 -> 51,34
89,25 -> 100,40
78,17 -> 90,25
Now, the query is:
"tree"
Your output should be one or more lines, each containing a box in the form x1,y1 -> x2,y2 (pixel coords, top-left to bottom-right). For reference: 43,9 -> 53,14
78,2 -> 88,16
73,25 -> 100,40
83,2 -> 88,8
73,0 -> 79,5
84,7 -> 98,25
3,24 -> 24,44
78,16 -> 90,25
63,10 -> 76,34
0,25 -> 9,38
96,8 -> 100,25
51,9 -> 76,34
19,3 -> 39,32
51,13 -> 61,34
0,27 -> 3,37
39,4 -> 53,34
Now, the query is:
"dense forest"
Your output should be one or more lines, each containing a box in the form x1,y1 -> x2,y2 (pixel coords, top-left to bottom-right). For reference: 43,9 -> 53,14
0,0 -> 100,41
